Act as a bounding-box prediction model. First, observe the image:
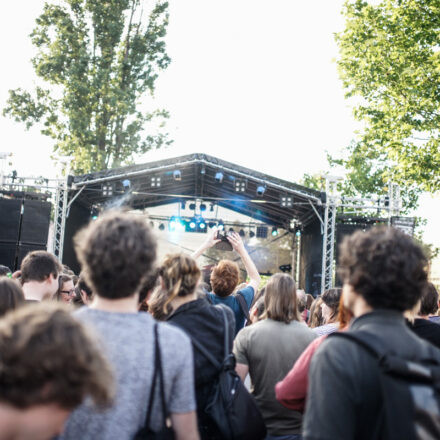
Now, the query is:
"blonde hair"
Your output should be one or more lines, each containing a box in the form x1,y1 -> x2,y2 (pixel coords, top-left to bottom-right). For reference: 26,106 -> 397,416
261,273 -> 301,324
159,254 -> 201,312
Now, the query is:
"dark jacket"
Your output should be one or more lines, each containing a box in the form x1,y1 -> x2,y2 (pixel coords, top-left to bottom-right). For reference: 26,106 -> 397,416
407,318 -> 440,349
303,310 -> 440,440
167,298 -> 235,439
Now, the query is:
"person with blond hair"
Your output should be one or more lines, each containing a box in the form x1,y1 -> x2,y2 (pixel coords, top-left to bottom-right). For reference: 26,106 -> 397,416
160,253 -> 235,439
233,273 -> 316,440
192,229 -> 261,335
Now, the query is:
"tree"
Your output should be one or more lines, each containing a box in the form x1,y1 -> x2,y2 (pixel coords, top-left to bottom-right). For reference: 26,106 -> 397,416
3,0 -> 172,173
334,0 -> 440,208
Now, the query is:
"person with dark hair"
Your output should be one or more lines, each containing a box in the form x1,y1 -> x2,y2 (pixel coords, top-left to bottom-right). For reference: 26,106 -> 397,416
72,274 -> 93,306
160,253 -> 235,439
406,282 -> 440,349
54,274 -> 75,303
313,288 -> 342,336
61,211 -> 199,440
138,267 -> 159,312
234,273 -> 316,439
303,227 -> 440,440
0,265 -> 11,277
426,283 -> 440,324
308,296 -> 323,328
192,229 -> 261,335
0,278 -> 25,316
20,250 -> 62,302
0,302 -> 114,440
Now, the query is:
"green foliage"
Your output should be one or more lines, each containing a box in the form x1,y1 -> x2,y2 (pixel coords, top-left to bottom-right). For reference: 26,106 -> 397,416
3,0 -> 172,173
334,0 -> 440,208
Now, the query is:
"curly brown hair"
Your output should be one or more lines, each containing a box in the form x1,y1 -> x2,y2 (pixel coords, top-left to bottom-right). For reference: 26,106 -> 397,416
160,254 -> 201,311
0,303 -> 114,409
74,211 -> 157,299
338,227 -> 428,312
210,260 -> 239,297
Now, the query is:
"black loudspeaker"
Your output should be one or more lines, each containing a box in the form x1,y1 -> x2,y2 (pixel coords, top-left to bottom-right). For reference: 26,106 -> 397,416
0,199 -> 22,243
20,200 -> 51,245
0,242 -> 17,271
17,244 -> 46,269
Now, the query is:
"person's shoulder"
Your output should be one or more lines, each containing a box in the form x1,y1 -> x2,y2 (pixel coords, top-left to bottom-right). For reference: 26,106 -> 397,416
236,285 -> 254,298
158,320 -> 191,343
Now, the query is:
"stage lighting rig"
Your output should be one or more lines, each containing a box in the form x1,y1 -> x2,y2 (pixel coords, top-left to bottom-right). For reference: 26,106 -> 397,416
280,195 -> 293,208
215,172 -> 224,183
151,176 -> 161,187
235,179 -> 246,192
256,185 -> 266,196
102,183 -> 114,197
173,170 -> 181,181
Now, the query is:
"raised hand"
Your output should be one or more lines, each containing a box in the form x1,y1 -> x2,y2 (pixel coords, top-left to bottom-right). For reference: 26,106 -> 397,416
227,231 -> 246,254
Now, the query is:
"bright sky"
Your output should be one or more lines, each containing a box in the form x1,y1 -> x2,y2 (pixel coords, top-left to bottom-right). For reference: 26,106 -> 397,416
0,0 -> 438,247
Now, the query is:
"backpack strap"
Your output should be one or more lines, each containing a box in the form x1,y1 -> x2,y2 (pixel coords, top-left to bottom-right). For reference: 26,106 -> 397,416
235,292 -> 250,322
328,331 -> 383,360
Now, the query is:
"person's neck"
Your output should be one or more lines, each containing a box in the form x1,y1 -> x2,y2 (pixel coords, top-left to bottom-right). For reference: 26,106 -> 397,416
0,403 -> 20,439
90,293 -> 139,313
417,314 -> 429,320
171,292 -> 197,312
351,296 -> 374,318
22,282 -> 50,302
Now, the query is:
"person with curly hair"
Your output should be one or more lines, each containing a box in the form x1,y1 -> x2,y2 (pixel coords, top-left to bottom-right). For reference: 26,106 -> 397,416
192,228 -> 261,335
303,227 -> 440,440
0,302 -> 114,440
312,288 -> 342,336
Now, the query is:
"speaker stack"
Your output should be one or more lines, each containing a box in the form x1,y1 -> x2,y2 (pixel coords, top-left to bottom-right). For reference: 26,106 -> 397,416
0,198 -> 51,271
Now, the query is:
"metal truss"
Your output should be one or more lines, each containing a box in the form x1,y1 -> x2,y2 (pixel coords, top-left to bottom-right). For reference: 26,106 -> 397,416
319,178 -> 401,293
51,177 -> 69,259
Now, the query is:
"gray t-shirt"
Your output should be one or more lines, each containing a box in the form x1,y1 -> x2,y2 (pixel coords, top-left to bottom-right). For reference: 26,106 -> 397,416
233,318 -> 316,436
60,308 -> 196,440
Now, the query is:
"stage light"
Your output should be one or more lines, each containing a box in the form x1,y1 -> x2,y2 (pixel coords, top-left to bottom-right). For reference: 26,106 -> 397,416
199,220 -> 206,229
210,203 -> 215,212
169,216 -> 185,232
189,220 -> 196,229
122,179 -> 131,190
256,185 -> 266,196
159,223 -> 165,231
102,183 -> 114,197
200,203 -> 207,212
215,172 -> 224,183
218,220 -> 224,231
189,203 -> 196,210
90,207 -> 99,220
173,170 -> 181,181
249,230 -> 255,238
235,179 -> 246,192
296,230 -> 301,237
200,166 -> 206,175
151,176 -> 161,187
239,229 -> 246,237
229,227 -> 234,233
181,201 -> 186,209
280,195 -> 293,207
272,227 -> 279,237
208,221 -> 216,228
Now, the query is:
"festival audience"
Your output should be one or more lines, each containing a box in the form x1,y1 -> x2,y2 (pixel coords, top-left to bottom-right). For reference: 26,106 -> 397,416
233,273 -> 316,439
249,295 -> 265,324
72,274 -> 93,306
54,274 -> 75,303
192,229 -> 261,335
303,227 -> 440,440
60,211 -> 199,440
406,282 -> 440,348
307,296 -> 323,328
0,303 -> 114,440
161,253 -> 235,439
0,278 -> 25,317
275,294 -> 353,412
312,288 -> 342,336
20,250 -> 62,302
426,282 -> 440,324
0,265 -> 11,277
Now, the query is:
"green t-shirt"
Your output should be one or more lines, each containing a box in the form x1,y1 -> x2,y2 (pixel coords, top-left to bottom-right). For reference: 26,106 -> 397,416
233,318 -> 316,436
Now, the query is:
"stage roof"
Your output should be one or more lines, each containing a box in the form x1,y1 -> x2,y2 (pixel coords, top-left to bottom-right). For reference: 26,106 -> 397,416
71,153 -> 324,228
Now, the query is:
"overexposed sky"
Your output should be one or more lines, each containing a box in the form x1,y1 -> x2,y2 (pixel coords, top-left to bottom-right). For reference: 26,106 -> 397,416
0,0 -> 438,246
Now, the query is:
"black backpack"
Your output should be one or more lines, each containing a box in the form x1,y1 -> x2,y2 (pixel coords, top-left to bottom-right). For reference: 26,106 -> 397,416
190,306 -> 266,440
330,331 -> 440,440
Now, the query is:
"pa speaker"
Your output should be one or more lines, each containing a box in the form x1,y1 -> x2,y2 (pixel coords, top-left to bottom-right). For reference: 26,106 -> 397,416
0,242 -> 17,271
0,199 -> 22,243
17,243 -> 46,269
20,200 -> 51,245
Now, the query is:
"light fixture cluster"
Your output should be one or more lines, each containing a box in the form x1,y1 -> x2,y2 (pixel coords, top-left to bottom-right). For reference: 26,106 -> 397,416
151,176 -> 161,187
280,195 -> 293,207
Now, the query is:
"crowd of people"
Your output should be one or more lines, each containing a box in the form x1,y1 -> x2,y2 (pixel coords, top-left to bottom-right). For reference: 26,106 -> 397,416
0,210 -> 439,440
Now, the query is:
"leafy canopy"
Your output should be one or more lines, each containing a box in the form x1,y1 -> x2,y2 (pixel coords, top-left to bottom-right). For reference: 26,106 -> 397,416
4,0 -> 172,173
333,0 -> 440,208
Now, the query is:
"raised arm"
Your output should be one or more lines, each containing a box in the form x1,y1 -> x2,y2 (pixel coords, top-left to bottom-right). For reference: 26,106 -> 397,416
191,227 -> 221,260
227,232 -> 261,292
